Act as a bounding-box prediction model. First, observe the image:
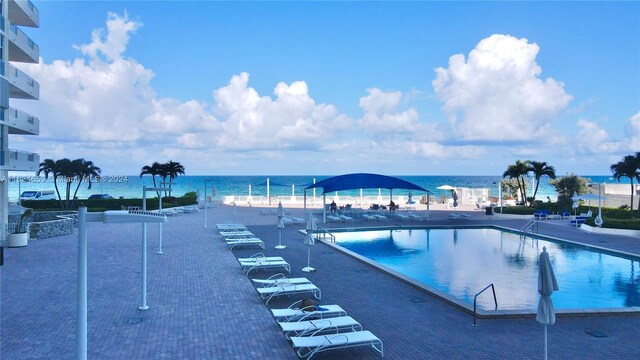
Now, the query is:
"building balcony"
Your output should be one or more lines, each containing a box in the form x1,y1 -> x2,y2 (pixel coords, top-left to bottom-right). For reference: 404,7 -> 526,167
0,149 -> 39,171
7,63 -> 39,99
8,0 -> 39,28
8,23 -> 39,63
3,107 -> 39,135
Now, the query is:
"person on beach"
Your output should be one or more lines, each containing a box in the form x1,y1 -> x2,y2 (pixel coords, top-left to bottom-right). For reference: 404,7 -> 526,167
388,200 -> 397,212
330,200 -> 337,214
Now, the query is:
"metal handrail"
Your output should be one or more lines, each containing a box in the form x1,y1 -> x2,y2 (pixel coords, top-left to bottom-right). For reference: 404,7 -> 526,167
520,219 -> 538,233
473,283 -> 498,327
315,225 -> 336,243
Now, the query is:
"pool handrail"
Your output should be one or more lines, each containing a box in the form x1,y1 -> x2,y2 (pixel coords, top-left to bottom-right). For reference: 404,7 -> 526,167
316,225 -> 336,243
473,283 -> 498,327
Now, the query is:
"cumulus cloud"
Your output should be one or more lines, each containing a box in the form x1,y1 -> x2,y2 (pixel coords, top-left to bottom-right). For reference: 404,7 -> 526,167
357,88 -> 435,136
433,34 -> 572,142
624,111 -> 640,150
213,72 -> 352,150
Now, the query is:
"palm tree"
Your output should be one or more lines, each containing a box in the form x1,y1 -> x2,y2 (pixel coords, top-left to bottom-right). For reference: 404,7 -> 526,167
503,160 -> 530,206
528,161 -> 557,203
140,161 -> 163,197
164,160 -> 185,195
71,159 -> 102,208
37,159 -> 64,209
611,153 -> 640,216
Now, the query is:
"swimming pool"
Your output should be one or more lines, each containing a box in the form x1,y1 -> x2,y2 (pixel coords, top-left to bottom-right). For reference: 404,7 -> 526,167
331,227 -> 640,312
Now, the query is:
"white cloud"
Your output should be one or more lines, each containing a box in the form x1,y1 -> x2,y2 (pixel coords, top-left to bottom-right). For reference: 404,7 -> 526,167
433,34 -> 572,142
574,119 -> 621,154
624,111 -> 640,150
357,88 -> 434,136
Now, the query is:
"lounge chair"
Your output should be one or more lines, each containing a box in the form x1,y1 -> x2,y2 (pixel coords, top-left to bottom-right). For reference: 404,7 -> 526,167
238,253 -> 284,263
252,273 -> 311,287
256,282 -> 321,305
219,230 -> 254,237
216,223 -> 247,231
239,254 -> 290,275
407,212 -> 429,221
283,216 -> 306,225
395,213 -> 410,221
271,300 -> 347,322
338,214 -> 354,222
290,330 -> 383,359
279,316 -> 362,339
372,214 -> 387,221
362,214 -> 377,221
226,238 -> 264,250
326,215 -> 342,223
448,213 -> 461,219
560,211 -> 571,220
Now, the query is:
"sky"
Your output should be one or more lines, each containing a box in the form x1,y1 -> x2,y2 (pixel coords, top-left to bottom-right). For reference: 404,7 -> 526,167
8,1 -> 640,176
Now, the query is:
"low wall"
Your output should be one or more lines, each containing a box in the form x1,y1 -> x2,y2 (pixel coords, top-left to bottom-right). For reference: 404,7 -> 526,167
8,211 -> 77,240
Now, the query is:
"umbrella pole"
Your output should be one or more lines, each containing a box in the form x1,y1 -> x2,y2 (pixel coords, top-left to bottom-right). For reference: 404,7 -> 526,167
307,246 -> 311,268
544,324 -> 548,360
279,229 -> 282,247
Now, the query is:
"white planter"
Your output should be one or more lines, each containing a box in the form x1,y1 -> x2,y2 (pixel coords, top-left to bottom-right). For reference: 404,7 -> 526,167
7,232 -> 29,247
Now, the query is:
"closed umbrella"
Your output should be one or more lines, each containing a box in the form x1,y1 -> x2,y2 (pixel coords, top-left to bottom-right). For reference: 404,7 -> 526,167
571,191 -> 579,217
452,190 -> 459,210
536,246 -> 559,360
275,202 -> 286,249
595,184 -> 604,228
302,212 -> 316,272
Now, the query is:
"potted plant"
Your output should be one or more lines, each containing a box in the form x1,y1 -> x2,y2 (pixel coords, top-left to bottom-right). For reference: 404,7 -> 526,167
8,208 -> 33,248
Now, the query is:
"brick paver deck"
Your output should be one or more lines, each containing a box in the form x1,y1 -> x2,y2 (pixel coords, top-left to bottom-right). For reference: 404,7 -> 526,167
2,207 -> 639,359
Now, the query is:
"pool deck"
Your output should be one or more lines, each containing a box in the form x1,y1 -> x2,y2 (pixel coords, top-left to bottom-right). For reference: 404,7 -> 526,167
2,205 -> 640,359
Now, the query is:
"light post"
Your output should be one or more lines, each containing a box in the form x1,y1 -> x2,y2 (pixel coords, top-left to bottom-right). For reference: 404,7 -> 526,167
143,186 -> 169,255
76,207 -> 166,360
203,179 -> 215,228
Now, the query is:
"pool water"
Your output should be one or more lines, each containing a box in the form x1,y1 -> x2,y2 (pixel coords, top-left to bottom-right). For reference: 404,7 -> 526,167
333,228 -> 640,311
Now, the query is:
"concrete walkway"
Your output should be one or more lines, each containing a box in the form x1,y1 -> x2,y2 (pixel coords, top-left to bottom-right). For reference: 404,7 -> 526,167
1,205 -> 639,359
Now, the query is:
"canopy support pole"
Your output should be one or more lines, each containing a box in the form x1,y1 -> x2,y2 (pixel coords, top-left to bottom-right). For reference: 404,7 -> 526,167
323,194 -> 326,223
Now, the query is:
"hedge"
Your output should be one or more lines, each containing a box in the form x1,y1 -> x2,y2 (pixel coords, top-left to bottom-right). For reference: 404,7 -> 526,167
22,196 -> 197,212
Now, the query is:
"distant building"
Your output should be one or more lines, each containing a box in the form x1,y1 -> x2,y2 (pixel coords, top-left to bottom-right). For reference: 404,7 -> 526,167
0,0 -> 40,239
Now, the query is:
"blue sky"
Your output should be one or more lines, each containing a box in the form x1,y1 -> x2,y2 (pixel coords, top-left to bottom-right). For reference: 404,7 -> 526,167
9,1 -> 640,176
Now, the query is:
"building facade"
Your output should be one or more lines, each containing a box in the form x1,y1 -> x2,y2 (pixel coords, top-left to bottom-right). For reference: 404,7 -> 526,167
0,0 -> 39,241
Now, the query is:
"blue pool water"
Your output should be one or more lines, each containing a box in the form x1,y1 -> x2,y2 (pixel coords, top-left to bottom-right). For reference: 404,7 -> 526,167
333,228 -> 640,311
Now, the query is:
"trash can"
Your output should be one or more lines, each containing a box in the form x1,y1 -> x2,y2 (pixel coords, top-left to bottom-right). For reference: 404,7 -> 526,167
485,207 -> 493,215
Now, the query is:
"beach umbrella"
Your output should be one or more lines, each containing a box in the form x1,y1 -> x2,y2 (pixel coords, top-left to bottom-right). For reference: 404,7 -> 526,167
302,212 -> 316,272
275,202 -> 286,249
452,190 -> 459,209
536,246 -> 559,360
595,184 -> 605,228
437,185 -> 456,191
571,191 -> 579,217
406,191 -> 415,204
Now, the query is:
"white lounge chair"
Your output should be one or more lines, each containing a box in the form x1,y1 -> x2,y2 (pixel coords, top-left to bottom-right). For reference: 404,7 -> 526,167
238,253 -> 284,263
279,316 -> 362,339
219,230 -> 254,237
216,223 -> 247,231
362,214 -> 376,221
257,282 -> 321,305
226,238 -> 264,250
252,273 -> 311,287
395,213 -> 410,221
241,257 -> 290,275
338,215 -> 354,222
271,300 -> 347,322
326,215 -> 342,223
283,216 -> 305,225
372,214 -> 387,221
291,330 -> 383,359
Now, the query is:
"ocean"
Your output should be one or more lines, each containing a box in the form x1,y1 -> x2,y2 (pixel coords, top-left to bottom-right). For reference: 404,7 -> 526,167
5,174 -> 622,203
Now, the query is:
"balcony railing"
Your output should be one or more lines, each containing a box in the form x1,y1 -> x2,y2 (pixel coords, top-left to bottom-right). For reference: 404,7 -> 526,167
3,107 -> 39,135
8,63 -> 39,99
8,23 -> 39,63
0,149 -> 39,171
8,0 -> 39,28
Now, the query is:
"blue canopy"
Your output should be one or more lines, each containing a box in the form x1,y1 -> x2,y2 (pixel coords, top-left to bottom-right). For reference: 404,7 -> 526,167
305,173 -> 430,195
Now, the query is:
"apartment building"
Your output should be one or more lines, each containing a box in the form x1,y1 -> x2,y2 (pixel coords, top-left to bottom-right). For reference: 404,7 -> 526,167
0,0 -> 39,241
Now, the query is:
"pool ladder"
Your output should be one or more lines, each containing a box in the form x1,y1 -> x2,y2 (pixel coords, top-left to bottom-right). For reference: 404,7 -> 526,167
520,220 -> 539,233
473,283 -> 498,327
316,226 -> 336,243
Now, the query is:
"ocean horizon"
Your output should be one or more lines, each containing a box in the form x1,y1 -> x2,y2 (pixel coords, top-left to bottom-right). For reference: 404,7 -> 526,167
5,174 -> 624,203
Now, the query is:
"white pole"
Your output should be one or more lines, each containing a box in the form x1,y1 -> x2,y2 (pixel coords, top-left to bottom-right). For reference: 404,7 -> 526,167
304,190 -> 307,212
157,195 -> 163,255
323,194 -> 326,223
544,324 -> 548,360
292,184 -> 295,197
360,188 -> 363,207
267,177 -> 270,206
249,184 -> 252,198
140,188 -> 148,311
77,207 -> 88,360
499,181 -> 503,213
312,178 -> 316,206
204,181 -> 208,228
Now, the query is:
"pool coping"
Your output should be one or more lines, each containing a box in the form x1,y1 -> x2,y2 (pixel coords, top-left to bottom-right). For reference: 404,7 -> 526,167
303,224 -> 640,319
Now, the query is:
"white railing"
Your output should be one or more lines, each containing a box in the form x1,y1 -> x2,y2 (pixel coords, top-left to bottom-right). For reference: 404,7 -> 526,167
8,63 -> 39,99
8,22 -> 39,62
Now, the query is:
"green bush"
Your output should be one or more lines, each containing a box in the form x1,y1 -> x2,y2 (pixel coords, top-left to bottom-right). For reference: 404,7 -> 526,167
498,206 -> 536,215
585,217 -> 640,230
23,196 -> 197,212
